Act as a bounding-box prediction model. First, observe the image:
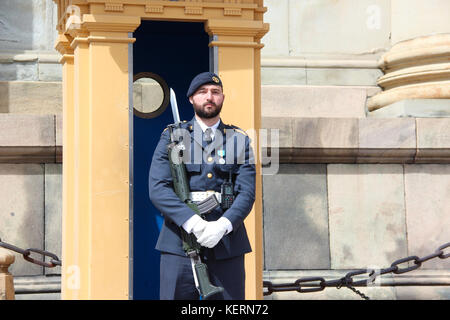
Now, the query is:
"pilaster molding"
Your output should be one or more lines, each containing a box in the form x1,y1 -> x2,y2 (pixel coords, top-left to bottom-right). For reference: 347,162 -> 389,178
209,40 -> 264,48
81,14 -> 141,33
64,14 -> 140,49
69,32 -> 90,50
59,54 -> 75,65
205,19 -> 268,48
55,33 -> 75,64
206,19 -> 268,37
86,36 -> 136,44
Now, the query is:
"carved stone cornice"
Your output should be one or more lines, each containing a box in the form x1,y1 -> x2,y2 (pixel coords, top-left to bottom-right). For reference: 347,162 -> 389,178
368,34 -> 450,112
53,0 -> 267,35
54,1 -> 268,51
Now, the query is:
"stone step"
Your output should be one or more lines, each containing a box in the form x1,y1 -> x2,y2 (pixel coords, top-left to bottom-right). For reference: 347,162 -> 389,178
0,81 -> 62,114
13,275 -> 61,295
262,85 -> 380,119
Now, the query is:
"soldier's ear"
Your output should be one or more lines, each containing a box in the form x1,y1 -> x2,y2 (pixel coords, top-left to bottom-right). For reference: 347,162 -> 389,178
189,96 -> 193,104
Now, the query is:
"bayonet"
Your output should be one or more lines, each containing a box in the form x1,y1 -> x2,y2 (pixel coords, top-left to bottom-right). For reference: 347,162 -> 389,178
170,88 -> 181,124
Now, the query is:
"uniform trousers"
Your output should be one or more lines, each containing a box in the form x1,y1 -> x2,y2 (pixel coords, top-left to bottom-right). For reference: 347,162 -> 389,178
159,251 -> 245,300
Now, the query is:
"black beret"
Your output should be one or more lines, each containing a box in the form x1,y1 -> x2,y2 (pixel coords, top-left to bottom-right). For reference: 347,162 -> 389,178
186,72 -> 223,97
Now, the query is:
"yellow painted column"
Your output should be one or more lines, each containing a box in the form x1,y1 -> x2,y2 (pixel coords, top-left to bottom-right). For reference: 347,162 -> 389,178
55,33 -> 75,299
207,19 -> 268,300
71,29 -> 91,299
64,14 -> 140,299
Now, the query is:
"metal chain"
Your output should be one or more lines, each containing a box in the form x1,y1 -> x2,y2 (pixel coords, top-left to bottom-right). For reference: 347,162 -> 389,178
2,236 -> 449,300
263,241 -> 450,300
342,285 -> 370,300
0,237 -> 61,268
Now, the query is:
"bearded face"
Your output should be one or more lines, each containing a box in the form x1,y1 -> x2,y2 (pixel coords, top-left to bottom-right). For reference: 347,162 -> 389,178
189,84 -> 225,119
192,100 -> 223,119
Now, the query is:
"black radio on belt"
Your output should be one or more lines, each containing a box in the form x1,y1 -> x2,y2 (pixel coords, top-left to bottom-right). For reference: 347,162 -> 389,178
221,170 -> 234,210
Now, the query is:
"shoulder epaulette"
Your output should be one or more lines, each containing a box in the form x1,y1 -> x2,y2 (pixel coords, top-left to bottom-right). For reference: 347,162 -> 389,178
163,120 -> 189,133
226,124 -> 248,136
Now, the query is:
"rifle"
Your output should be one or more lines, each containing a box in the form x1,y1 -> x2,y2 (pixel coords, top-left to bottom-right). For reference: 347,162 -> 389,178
166,88 -> 224,299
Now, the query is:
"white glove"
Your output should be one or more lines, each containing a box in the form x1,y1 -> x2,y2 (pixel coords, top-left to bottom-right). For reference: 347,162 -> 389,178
192,218 -> 208,239
196,218 -> 230,248
182,214 -> 207,238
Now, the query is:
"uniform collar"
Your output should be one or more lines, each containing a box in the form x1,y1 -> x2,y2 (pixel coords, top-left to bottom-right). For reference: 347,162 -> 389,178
189,117 -> 227,150
195,116 -> 221,134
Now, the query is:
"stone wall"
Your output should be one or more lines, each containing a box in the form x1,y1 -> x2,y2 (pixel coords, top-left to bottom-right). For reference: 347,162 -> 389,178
262,163 -> 450,299
261,0 -> 450,300
0,114 -> 62,299
0,0 -> 62,299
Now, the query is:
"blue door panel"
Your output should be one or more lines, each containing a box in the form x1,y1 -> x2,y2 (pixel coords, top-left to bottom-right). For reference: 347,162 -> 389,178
132,20 -> 209,299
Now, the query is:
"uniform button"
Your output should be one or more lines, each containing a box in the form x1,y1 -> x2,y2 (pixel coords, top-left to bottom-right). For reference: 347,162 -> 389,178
207,156 -> 213,163
207,173 -> 213,179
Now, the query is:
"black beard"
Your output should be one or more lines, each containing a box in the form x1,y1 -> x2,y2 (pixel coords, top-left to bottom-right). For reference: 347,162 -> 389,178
193,101 -> 223,119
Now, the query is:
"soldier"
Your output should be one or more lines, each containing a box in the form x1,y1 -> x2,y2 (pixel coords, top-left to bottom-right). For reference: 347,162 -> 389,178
149,72 -> 256,300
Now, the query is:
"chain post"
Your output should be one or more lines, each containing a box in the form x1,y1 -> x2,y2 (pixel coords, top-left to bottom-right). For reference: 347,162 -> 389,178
0,247 -> 15,300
